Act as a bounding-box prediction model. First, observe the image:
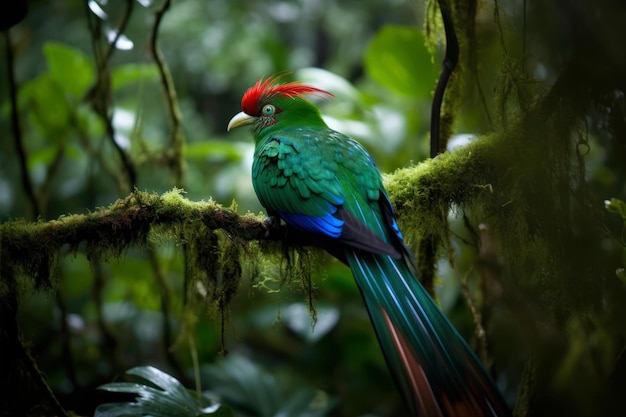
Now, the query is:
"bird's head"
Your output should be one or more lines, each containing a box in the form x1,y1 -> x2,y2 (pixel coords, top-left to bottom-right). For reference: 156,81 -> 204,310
227,73 -> 333,134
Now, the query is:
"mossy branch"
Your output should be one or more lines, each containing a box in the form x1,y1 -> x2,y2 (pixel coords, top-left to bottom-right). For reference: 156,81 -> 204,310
0,189 -> 266,290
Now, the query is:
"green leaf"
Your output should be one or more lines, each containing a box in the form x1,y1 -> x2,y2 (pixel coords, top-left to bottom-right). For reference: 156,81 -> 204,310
75,103 -> 105,138
606,197 -> 626,221
202,356 -> 279,417
364,25 -> 438,97
112,63 -> 159,92
276,388 -> 334,417
19,74 -> 70,139
27,144 -> 60,171
201,355 -> 333,417
96,366 -> 221,417
43,42 -> 94,100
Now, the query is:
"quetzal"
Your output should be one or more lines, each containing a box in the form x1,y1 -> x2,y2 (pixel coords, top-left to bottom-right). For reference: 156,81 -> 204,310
228,74 -> 509,417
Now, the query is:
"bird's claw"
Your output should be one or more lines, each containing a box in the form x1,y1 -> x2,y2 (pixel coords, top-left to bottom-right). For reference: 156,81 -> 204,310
263,215 -> 285,240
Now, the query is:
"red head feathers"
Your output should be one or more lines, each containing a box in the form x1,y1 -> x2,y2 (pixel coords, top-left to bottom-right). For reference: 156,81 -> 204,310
241,73 -> 334,116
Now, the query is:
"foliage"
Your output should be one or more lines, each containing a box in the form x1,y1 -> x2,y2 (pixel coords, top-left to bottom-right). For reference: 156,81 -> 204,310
199,355 -> 335,417
365,25 -> 438,98
96,366 -> 223,417
2,0 -> 626,417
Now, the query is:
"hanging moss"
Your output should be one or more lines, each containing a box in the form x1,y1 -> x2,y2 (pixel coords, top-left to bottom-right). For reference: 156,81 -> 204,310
0,189 -> 266,287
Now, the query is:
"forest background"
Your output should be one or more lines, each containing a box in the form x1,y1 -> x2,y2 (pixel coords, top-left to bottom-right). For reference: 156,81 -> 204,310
2,0 -> 626,416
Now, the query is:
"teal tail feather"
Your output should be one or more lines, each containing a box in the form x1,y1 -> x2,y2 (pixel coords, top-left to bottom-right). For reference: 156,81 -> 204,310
346,251 -> 510,417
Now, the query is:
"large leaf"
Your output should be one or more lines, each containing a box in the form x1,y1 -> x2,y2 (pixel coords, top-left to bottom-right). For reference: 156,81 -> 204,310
43,42 -> 94,101
201,355 -> 334,417
96,366 -> 221,417
365,25 -> 438,98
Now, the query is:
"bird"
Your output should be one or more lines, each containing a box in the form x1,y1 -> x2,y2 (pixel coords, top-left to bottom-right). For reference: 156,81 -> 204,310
227,73 -> 510,416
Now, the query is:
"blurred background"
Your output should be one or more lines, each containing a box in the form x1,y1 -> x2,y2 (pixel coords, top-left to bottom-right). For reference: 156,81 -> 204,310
2,0 -> 626,416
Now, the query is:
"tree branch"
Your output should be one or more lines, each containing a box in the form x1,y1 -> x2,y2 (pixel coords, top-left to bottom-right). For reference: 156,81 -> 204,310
0,189 -> 267,288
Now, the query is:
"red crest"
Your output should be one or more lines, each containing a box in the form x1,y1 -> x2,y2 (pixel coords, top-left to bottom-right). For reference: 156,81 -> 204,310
241,73 -> 333,116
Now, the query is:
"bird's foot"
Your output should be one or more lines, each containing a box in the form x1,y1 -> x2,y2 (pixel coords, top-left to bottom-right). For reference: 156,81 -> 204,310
263,215 -> 286,240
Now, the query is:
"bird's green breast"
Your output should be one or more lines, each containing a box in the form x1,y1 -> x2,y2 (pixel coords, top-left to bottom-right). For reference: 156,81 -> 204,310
251,127 -> 386,232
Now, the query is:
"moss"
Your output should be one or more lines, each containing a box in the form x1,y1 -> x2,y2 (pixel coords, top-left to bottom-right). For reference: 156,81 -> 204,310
0,189 -> 271,294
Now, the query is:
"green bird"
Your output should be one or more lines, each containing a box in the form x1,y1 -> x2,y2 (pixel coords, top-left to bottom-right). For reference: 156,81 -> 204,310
228,74 -> 510,416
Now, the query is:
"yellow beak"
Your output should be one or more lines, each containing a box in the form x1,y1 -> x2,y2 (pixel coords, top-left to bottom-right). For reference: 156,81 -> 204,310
227,111 -> 258,131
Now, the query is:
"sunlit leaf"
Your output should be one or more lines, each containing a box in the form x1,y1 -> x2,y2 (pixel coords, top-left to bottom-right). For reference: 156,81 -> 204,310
364,25 -> 438,97
43,42 -> 94,101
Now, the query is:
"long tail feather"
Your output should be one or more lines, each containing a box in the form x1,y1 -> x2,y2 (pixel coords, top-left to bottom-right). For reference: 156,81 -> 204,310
347,251 -> 509,417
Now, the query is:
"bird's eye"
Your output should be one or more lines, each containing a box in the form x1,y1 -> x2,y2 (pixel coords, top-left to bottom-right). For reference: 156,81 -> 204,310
262,104 -> 275,116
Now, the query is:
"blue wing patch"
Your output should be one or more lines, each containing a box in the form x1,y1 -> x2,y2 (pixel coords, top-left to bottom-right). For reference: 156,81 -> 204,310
279,210 -> 344,238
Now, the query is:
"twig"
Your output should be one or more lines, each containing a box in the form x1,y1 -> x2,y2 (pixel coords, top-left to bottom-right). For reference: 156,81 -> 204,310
189,333 -> 202,397
493,0 -> 508,56
147,245 -> 185,376
151,0 -> 186,187
453,263 -> 489,364
20,338 -> 69,416
55,289 -> 78,389
430,0 -> 459,158
70,110 -> 128,195
4,30 -> 41,218
99,0 -> 135,74
84,0 -> 138,191
39,145 -> 66,214
468,1 -> 491,127
91,257 -> 122,368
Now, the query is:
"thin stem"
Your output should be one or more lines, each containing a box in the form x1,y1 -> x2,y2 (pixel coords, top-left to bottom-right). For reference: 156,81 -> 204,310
151,0 -> 186,187
189,333 -> 202,396
55,289 -> 78,389
430,0 -> 459,158
84,0 -> 137,191
4,30 -> 41,218
147,246 -> 185,375
20,339 -> 69,417
91,258 -> 121,368
99,0 -> 134,73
